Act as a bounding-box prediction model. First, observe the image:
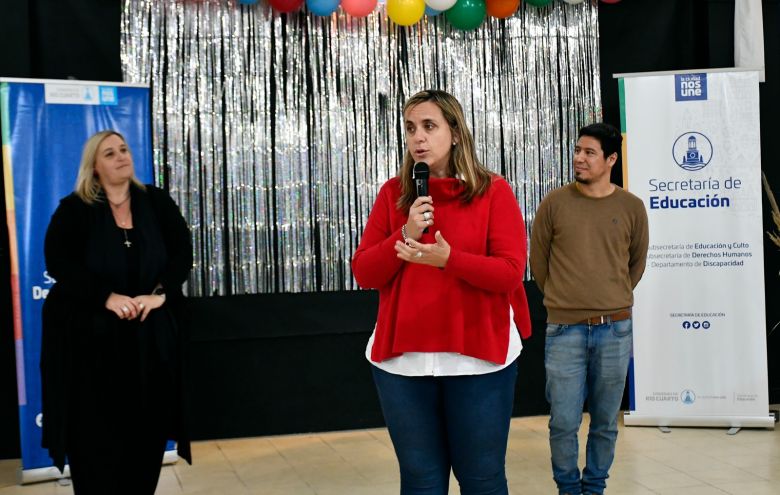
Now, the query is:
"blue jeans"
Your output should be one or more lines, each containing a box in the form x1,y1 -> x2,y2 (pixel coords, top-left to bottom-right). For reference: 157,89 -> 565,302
544,319 -> 632,495
371,361 -> 517,495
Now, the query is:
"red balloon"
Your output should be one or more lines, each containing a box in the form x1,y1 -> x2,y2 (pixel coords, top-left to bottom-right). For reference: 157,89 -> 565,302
269,0 -> 304,13
600,0 -> 622,3
342,0 -> 378,17
486,0 -> 519,19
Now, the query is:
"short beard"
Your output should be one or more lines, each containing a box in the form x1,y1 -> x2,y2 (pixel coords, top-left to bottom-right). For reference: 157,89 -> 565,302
574,175 -> 590,185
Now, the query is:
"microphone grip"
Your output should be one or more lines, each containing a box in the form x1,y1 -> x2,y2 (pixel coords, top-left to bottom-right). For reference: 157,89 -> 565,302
415,180 -> 428,198
415,179 -> 429,233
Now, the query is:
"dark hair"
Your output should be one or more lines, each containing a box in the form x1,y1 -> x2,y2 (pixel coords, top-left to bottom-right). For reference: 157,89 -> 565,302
578,123 -> 622,160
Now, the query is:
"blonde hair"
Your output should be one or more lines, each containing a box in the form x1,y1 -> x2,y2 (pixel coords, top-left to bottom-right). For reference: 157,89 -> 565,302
74,130 -> 145,204
397,90 -> 493,210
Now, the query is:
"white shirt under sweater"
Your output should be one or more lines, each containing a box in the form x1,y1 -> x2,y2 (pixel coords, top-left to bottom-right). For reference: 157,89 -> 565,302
365,308 -> 522,376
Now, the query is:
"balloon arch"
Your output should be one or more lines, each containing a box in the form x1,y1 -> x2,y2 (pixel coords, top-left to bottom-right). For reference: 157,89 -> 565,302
236,0 -> 616,31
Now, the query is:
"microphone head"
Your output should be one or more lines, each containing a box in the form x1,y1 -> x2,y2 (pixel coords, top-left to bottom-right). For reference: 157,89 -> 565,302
412,162 -> 429,179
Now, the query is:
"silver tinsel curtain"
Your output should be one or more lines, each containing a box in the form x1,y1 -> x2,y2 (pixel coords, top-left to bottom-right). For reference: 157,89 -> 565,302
120,0 -> 601,296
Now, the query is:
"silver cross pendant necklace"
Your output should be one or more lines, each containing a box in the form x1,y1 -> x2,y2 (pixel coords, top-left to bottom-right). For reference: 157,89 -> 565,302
122,228 -> 132,248
109,194 -> 132,248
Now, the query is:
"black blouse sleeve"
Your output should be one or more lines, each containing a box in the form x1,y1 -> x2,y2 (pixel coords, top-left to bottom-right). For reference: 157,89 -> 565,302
44,195 -> 113,307
149,186 -> 193,297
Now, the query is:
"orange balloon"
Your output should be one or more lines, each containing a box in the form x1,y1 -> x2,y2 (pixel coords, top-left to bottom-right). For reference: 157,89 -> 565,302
486,0 -> 519,19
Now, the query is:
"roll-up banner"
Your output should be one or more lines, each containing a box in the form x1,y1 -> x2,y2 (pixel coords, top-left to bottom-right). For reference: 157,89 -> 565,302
1,78 -> 177,483
618,69 -> 774,429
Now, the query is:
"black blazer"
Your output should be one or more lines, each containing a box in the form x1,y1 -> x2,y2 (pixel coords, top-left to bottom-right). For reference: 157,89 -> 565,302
40,184 -> 193,471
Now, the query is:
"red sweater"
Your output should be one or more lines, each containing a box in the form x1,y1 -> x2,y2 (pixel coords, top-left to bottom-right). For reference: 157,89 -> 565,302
352,176 -> 532,364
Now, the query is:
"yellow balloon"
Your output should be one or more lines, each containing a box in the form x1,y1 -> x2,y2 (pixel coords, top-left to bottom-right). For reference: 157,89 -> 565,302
387,0 -> 426,26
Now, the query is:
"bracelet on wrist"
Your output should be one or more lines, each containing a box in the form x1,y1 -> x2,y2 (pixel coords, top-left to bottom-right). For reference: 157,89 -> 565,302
153,287 -> 166,301
401,225 -> 410,245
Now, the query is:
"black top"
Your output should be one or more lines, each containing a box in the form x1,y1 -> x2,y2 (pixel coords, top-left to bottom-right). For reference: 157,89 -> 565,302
121,227 -> 140,293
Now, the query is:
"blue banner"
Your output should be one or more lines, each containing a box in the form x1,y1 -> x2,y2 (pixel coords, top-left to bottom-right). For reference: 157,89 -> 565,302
1,79 -> 153,473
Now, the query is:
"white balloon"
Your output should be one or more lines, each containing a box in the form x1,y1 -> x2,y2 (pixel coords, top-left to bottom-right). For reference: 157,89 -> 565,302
425,0 -> 457,11
562,0 -> 585,4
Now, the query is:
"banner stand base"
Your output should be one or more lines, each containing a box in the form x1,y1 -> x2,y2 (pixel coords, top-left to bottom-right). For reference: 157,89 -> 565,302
18,450 -> 179,485
624,412 -> 776,429
18,465 -> 70,485
163,449 -> 180,465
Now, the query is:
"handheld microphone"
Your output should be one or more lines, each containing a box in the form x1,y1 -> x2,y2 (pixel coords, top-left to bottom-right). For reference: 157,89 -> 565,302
413,162 -> 430,233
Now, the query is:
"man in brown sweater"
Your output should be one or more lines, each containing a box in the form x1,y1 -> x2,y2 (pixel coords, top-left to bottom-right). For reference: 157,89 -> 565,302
530,123 -> 649,495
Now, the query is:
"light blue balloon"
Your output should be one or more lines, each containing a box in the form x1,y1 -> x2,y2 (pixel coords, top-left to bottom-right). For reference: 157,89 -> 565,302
425,5 -> 442,16
306,0 -> 341,16
238,0 -> 259,5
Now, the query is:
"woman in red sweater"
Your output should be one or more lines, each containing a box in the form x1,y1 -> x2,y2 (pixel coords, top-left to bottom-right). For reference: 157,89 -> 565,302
352,90 -> 531,495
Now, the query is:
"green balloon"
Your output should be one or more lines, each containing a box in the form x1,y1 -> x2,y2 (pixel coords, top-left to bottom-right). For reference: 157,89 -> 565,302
445,0 -> 486,31
525,0 -> 553,6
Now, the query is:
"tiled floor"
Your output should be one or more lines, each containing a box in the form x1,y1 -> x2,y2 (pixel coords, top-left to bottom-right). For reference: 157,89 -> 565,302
1,411 -> 778,494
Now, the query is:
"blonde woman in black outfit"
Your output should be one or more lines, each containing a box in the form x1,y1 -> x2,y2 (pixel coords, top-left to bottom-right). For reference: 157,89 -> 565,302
41,130 -> 192,494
